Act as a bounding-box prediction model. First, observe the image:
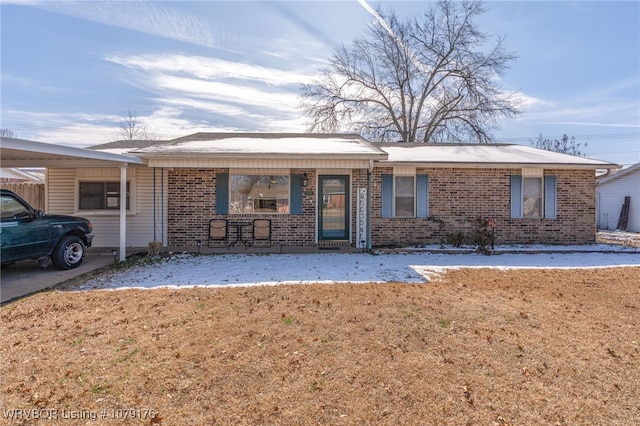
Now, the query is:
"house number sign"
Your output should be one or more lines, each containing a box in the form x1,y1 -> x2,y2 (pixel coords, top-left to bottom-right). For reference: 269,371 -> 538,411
356,188 -> 367,249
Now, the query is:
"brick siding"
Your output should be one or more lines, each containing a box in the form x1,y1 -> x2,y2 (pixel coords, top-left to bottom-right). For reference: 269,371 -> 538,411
167,169 -> 319,247
371,167 -> 596,246
167,167 -> 596,248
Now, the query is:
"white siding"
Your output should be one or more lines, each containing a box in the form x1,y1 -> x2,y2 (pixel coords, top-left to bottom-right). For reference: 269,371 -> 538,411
46,169 -> 75,214
597,168 -> 640,232
47,166 -> 168,248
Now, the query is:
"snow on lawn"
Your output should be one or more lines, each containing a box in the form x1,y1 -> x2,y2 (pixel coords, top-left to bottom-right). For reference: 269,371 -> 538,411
77,247 -> 640,291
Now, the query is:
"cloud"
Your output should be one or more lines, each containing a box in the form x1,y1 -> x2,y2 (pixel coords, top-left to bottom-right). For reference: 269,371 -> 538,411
105,54 -> 316,88
513,75 -> 640,130
511,92 -> 550,109
2,110 -> 123,147
21,1 -> 223,49
103,53 -> 315,131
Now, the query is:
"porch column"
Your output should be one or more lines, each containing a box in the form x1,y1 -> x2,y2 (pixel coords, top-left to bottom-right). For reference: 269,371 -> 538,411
119,164 -> 127,261
367,167 -> 372,250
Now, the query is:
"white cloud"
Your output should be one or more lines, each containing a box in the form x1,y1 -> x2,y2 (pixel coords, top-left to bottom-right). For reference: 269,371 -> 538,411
26,1 -> 223,49
511,92 -> 550,109
103,52 -> 314,131
105,54 -> 317,87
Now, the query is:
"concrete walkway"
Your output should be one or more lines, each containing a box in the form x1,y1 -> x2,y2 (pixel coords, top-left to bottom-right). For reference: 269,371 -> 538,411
0,250 -> 116,304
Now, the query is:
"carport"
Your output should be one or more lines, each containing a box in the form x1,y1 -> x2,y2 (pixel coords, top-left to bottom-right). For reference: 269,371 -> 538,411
0,137 -> 145,261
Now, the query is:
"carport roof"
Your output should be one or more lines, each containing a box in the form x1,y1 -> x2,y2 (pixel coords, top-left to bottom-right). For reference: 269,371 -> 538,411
0,137 -> 145,168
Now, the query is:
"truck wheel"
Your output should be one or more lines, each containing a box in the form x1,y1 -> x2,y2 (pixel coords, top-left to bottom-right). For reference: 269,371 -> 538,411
51,236 -> 86,270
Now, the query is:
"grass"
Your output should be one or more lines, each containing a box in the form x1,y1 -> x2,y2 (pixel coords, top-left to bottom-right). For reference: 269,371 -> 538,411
1,266 -> 639,425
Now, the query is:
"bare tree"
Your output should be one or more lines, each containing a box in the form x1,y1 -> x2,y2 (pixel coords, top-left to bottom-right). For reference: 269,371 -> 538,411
116,108 -> 157,141
1,128 -> 16,138
531,133 -> 587,157
301,0 -> 520,143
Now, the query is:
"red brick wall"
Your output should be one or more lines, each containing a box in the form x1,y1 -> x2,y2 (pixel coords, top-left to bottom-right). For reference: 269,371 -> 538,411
167,167 -> 596,248
371,167 -> 597,246
167,169 -> 320,247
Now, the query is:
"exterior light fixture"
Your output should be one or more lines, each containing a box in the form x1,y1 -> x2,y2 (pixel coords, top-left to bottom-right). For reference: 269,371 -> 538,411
196,239 -> 202,254
111,249 -> 118,263
302,173 -> 309,187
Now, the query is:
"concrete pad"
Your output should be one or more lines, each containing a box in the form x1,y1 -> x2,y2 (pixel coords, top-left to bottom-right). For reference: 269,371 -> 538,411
0,251 -> 116,304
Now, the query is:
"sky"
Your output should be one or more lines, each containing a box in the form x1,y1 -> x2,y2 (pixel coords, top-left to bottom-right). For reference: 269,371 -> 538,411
1,0 -> 639,166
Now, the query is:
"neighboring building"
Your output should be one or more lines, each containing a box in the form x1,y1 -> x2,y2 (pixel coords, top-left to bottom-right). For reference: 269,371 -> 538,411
2,133 -> 620,251
0,167 -> 45,183
596,163 -> 640,232
0,168 -> 46,210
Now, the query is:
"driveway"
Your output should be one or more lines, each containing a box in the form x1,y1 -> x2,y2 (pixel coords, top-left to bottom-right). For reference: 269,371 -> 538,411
0,250 -> 115,303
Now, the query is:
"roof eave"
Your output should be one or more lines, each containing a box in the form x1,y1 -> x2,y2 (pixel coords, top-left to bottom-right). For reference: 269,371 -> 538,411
1,137 -> 146,167
597,162 -> 640,184
378,161 -> 621,170
132,152 -> 388,161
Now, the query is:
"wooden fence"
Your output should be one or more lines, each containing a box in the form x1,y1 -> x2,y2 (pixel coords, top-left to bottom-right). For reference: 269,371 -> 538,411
1,183 -> 45,211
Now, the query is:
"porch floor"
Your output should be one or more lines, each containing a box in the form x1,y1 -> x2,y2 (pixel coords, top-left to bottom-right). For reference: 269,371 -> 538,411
169,243 -> 364,255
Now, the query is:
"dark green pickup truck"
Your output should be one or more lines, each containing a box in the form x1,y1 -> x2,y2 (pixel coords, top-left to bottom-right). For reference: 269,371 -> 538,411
1,189 -> 94,269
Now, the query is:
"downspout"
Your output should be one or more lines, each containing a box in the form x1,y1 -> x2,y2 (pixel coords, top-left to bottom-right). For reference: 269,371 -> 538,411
161,168 -> 165,246
119,164 -> 127,261
153,168 -> 156,242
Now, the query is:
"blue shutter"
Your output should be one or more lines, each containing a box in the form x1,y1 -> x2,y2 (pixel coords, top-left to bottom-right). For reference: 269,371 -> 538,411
216,173 -> 229,214
416,174 -> 429,217
510,175 -> 522,218
544,175 -> 556,219
381,174 -> 393,218
290,174 -> 303,215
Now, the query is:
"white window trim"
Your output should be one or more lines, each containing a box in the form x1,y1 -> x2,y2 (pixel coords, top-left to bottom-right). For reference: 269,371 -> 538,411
521,176 -> 544,219
229,173 -> 291,215
393,175 -> 416,217
75,178 -> 136,215
522,167 -> 543,177
393,166 -> 416,176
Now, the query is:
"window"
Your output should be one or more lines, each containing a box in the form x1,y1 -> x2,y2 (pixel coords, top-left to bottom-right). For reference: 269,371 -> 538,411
79,182 -> 130,210
382,174 -> 429,218
522,177 -> 543,218
395,176 -> 415,217
511,175 -> 556,219
1,194 -> 30,220
229,175 -> 289,214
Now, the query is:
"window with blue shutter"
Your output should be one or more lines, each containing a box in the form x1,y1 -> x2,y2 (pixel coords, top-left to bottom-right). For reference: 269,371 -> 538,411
381,174 -> 393,218
382,174 -> 428,218
510,175 -> 522,218
416,174 -> 429,217
544,176 -> 556,219
216,173 -> 229,214
511,174 -> 557,219
290,174 -> 303,215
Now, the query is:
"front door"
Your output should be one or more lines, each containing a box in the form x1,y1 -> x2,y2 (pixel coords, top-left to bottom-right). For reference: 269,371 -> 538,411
318,176 -> 349,241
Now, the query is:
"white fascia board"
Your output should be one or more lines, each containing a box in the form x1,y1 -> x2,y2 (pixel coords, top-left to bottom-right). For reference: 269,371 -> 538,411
597,163 -> 640,185
377,161 -> 622,170
137,152 -> 387,161
1,137 -> 145,165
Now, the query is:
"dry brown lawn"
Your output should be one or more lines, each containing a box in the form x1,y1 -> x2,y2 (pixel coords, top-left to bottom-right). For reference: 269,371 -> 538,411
1,267 -> 639,425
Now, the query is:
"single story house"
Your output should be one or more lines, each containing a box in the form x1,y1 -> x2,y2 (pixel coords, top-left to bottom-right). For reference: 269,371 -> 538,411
596,163 -> 639,232
3,133 -> 620,252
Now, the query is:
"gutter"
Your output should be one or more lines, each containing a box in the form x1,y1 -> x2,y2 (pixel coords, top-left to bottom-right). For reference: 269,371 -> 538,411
377,161 -> 622,170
